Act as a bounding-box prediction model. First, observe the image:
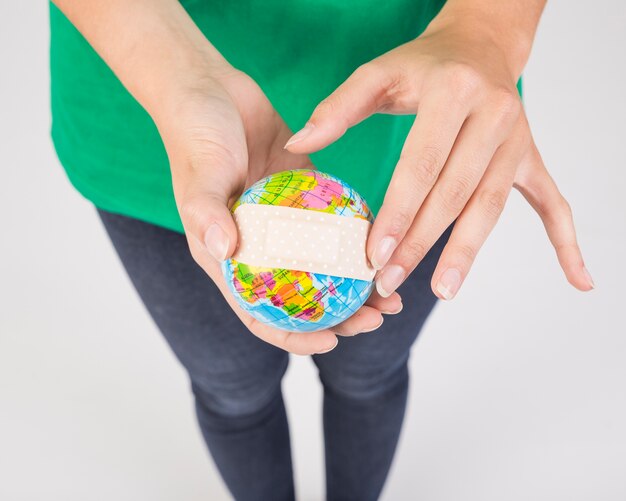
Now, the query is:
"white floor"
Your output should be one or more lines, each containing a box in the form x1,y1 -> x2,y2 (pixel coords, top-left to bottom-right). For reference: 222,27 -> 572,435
1,2 -> 625,500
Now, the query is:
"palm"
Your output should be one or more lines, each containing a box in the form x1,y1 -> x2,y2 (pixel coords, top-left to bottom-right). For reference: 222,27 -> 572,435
212,70 -> 312,194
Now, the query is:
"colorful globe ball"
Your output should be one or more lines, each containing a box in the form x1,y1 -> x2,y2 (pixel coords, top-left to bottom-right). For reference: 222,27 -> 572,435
221,169 -> 375,332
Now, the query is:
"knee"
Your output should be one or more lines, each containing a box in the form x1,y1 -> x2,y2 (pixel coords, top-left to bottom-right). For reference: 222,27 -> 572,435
319,358 -> 409,403
191,355 -> 289,419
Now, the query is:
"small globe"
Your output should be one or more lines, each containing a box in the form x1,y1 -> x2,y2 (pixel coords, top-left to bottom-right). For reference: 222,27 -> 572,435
221,169 -> 375,332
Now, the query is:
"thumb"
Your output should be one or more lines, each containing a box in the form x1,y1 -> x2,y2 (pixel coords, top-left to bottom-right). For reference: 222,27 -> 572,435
176,168 -> 241,262
284,64 -> 388,153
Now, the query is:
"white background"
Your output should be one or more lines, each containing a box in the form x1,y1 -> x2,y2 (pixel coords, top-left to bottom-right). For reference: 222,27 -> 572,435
1,2 -> 624,500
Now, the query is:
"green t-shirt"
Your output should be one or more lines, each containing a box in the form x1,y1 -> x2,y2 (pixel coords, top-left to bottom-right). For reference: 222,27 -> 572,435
50,0 -> 449,233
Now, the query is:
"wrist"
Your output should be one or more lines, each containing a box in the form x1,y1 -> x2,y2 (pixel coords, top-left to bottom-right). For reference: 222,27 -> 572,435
123,17 -> 237,125
142,50 -> 236,127
424,1 -> 544,79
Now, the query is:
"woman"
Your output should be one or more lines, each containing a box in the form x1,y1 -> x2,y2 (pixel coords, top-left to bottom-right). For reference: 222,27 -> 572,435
50,0 -> 593,499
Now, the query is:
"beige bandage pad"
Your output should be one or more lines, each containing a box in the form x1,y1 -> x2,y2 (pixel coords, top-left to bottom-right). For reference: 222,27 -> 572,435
232,204 -> 376,281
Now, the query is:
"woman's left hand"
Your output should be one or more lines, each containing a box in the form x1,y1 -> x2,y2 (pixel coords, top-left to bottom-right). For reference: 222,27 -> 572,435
285,4 -> 594,300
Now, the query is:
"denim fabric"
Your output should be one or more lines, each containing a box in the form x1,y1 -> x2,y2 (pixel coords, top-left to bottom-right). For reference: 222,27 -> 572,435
98,208 -> 451,501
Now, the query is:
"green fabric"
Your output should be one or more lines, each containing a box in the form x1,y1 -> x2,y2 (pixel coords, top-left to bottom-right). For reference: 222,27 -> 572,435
50,0 -> 517,234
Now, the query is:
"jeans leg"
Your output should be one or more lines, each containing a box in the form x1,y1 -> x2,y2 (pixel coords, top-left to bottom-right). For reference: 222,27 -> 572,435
97,209 -> 295,501
313,225 -> 452,501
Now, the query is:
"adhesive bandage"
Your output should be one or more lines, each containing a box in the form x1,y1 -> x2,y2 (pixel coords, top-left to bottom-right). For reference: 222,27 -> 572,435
232,204 -> 376,281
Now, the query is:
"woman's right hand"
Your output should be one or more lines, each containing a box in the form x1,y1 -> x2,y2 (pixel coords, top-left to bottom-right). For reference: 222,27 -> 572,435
152,68 -> 402,355
53,0 -> 399,353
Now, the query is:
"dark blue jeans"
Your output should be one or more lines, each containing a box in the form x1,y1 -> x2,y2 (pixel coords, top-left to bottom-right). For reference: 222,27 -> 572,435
98,209 -> 450,501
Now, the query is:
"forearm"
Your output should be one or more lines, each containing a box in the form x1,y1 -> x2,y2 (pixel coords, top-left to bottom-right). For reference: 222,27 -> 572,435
53,0 -> 231,120
426,0 -> 546,78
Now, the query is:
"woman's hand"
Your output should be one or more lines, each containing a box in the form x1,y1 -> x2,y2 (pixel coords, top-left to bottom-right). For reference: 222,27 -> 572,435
285,1 -> 594,300
53,0 -> 400,354
153,68 -> 401,354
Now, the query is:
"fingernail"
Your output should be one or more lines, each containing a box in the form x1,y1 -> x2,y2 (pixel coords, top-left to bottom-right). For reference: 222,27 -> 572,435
376,265 -> 406,298
436,268 -> 462,300
361,317 -> 384,333
317,337 -> 338,354
204,223 -> 229,261
284,123 -> 315,148
382,302 -> 403,315
582,266 -> 595,289
371,236 -> 397,270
